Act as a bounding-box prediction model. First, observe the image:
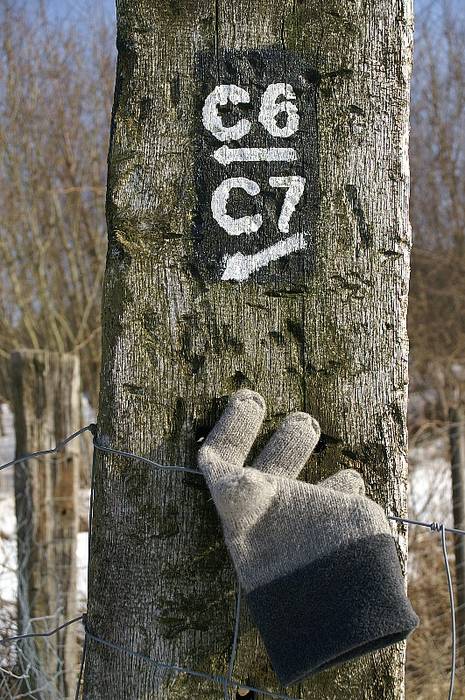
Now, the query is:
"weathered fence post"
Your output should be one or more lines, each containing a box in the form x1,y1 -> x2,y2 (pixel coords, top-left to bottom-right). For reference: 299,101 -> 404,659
449,405 -> 465,661
11,350 -> 81,699
84,1 -> 414,698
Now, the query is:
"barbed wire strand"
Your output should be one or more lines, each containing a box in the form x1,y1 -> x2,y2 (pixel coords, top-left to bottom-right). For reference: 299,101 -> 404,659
0,426 -> 460,700
83,618 -> 298,700
0,425 -> 96,472
390,514 -> 465,537
0,616 -> 83,645
94,442 -> 200,475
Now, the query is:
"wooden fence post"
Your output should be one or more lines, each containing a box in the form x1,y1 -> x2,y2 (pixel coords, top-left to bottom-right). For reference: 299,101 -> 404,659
84,1 -> 414,698
449,405 -> 465,662
11,350 -> 81,699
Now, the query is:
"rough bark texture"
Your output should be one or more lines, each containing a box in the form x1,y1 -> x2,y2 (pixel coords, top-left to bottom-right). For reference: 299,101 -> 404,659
11,350 -> 80,699
84,1 -> 414,698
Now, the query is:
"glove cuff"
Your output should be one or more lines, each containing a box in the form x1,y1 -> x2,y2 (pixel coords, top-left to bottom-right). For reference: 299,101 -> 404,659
245,532 -> 419,687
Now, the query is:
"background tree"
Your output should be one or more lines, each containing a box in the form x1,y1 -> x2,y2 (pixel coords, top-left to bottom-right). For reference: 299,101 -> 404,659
408,0 -> 465,674
0,3 -> 113,698
0,0 -> 114,409
409,1 -> 465,418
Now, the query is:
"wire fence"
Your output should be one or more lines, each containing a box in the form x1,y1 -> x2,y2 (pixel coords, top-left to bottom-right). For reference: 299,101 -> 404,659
0,425 -> 464,700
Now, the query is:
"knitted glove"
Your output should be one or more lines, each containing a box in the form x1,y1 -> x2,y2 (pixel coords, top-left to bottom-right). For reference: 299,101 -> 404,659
198,389 -> 419,686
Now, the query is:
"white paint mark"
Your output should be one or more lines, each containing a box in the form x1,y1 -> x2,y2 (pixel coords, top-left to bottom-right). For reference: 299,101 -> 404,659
213,145 -> 297,166
211,177 -> 262,236
201,80 -> 307,279
202,84 -> 251,142
258,83 -> 299,138
220,232 -> 307,281
268,176 -> 306,232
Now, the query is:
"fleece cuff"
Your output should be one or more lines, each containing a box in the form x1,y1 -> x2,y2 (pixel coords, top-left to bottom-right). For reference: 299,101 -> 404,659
245,533 -> 420,687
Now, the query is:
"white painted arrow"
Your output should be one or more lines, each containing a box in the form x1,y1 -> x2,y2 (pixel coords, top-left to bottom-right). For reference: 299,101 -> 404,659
220,233 -> 307,282
213,145 -> 297,166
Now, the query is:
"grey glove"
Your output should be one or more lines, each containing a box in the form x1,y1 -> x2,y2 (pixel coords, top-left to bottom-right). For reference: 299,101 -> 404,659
198,389 -> 419,686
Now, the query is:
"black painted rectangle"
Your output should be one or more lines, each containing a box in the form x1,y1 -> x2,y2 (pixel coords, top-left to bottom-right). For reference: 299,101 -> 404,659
192,47 -> 319,286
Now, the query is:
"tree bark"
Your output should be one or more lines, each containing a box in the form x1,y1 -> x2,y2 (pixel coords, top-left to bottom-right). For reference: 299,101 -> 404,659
84,1 -> 414,698
11,350 -> 80,699
448,405 -> 465,662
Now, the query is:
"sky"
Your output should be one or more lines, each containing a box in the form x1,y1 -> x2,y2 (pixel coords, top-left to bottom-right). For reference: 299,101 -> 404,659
41,0 -> 462,100
45,0 -> 456,30
47,0 -> 115,24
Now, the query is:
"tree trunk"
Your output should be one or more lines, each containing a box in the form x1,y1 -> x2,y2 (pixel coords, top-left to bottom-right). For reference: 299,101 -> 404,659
11,350 -> 81,699
84,1 -> 414,698
448,405 -> 465,662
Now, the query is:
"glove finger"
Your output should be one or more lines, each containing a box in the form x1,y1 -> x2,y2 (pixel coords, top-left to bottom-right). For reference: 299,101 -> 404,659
251,412 -> 320,479
318,468 -> 366,496
200,389 -> 266,471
